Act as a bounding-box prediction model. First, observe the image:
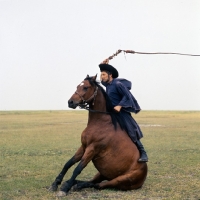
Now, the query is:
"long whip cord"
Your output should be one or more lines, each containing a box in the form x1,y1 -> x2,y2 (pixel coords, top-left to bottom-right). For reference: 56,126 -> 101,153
102,49 -> 200,64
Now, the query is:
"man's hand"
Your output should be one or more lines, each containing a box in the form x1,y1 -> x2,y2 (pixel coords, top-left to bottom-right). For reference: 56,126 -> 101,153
114,105 -> 122,112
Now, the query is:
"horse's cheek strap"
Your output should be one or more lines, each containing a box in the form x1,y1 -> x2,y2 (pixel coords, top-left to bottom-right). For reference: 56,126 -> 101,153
75,91 -> 85,103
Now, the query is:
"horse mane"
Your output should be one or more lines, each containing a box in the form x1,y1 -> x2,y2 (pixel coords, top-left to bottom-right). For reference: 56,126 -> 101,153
84,76 -> 126,131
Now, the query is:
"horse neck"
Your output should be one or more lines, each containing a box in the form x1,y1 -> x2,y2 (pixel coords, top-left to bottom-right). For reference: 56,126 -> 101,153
88,87 -> 108,121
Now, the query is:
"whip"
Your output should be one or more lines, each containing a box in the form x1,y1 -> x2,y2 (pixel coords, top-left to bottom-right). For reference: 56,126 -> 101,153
101,49 -> 200,64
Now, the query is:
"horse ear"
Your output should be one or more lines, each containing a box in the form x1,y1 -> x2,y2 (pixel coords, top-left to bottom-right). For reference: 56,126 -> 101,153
86,74 -> 89,78
92,74 -> 97,81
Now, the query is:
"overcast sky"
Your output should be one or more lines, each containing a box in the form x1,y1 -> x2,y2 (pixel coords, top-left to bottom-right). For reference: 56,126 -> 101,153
0,0 -> 200,111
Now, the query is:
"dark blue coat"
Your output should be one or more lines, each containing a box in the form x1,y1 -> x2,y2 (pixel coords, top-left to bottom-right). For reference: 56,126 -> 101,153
101,78 -> 143,142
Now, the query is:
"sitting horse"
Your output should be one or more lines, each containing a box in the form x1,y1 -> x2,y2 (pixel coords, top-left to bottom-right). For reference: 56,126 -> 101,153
49,75 -> 148,197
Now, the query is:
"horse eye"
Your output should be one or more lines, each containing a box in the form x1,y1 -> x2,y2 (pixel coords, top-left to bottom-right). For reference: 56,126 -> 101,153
83,87 -> 88,91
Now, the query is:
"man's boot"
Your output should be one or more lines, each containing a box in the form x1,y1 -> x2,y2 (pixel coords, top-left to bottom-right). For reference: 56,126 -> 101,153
135,140 -> 148,162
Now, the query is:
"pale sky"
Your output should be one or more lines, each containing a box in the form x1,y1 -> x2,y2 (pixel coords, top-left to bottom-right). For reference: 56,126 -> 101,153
0,0 -> 200,111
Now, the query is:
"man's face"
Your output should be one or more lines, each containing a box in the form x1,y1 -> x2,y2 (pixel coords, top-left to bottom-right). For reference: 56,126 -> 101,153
100,71 -> 112,83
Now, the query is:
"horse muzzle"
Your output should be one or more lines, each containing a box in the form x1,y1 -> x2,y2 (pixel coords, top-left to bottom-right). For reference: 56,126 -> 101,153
68,99 -> 79,109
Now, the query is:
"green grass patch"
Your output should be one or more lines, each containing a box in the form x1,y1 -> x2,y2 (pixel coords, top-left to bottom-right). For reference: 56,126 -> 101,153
0,110 -> 200,199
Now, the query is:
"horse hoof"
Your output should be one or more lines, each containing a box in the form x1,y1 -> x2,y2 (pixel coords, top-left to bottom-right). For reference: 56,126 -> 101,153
48,185 -> 58,192
56,191 -> 67,197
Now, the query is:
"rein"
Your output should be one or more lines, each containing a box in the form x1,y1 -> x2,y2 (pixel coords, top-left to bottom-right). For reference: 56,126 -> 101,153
79,105 -> 112,114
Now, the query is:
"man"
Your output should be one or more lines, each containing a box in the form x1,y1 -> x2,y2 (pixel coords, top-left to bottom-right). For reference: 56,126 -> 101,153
99,63 -> 148,163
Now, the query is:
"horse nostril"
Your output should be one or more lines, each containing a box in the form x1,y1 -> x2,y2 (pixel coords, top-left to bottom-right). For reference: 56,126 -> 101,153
68,100 -> 73,105
68,99 -> 78,109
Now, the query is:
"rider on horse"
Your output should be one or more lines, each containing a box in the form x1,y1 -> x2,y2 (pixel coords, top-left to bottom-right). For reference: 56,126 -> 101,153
99,63 -> 148,163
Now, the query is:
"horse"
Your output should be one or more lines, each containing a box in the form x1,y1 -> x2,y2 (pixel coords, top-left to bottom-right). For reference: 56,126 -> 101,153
48,75 -> 148,197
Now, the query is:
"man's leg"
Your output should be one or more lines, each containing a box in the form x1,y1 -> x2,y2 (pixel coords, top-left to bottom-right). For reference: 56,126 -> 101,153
135,140 -> 148,162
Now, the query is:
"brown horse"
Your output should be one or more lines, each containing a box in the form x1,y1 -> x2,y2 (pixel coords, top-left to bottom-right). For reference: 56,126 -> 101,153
49,75 -> 148,197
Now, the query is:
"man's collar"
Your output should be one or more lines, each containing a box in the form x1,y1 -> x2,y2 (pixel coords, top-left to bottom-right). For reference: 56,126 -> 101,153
101,79 -> 114,87
108,79 -> 113,85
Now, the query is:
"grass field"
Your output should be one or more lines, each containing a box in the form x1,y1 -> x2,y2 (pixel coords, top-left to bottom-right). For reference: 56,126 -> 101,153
0,110 -> 200,200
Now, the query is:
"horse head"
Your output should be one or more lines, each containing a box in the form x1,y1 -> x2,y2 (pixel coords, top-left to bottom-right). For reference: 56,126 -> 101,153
68,75 -> 97,109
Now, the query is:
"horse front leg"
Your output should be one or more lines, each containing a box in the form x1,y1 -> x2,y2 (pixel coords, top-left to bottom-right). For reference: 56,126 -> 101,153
56,145 -> 95,197
48,146 -> 84,192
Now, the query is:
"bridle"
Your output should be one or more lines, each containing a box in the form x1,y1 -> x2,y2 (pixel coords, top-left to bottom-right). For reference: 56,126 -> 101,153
75,86 -> 113,114
75,86 -> 98,106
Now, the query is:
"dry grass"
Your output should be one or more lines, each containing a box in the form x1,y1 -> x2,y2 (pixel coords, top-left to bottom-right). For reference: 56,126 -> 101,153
0,110 -> 200,200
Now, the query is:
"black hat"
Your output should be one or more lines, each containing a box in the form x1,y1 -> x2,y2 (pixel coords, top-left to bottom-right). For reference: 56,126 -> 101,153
99,64 -> 119,78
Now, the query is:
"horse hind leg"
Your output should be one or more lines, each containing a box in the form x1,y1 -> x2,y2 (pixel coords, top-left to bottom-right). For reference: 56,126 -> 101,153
90,172 -> 107,183
73,172 -> 106,191
96,173 -> 145,191
73,181 -> 96,191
